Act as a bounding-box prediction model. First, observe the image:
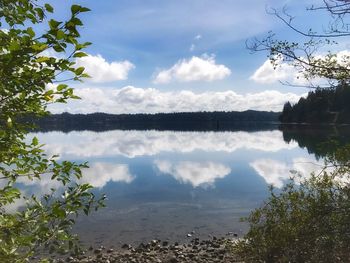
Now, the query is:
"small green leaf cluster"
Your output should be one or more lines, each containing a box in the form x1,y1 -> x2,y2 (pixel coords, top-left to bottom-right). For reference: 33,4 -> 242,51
234,145 -> 350,262
0,1 -> 105,262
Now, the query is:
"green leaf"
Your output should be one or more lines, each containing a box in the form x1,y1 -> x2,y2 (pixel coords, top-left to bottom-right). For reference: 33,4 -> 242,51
71,5 -> 81,14
75,67 -> 85,75
49,19 -> 61,30
31,43 -> 48,51
7,117 -> 12,128
71,5 -> 91,14
32,137 -> 39,146
9,41 -> 20,51
45,3 -> 54,13
53,206 -> 66,218
57,84 -> 68,91
26,27 -> 35,37
56,30 -> 65,40
36,56 -> 50,63
73,52 -> 87,58
80,7 -> 91,13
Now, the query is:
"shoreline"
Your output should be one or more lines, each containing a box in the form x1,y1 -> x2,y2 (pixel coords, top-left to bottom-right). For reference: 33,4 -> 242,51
47,236 -> 242,263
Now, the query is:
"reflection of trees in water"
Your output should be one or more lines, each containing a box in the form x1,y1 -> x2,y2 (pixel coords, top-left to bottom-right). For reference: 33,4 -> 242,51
280,125 -> 350,159
29,111 -> 279,133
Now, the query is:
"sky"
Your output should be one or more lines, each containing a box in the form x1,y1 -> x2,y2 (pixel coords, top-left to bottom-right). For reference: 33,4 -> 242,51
42,0 -> 350,114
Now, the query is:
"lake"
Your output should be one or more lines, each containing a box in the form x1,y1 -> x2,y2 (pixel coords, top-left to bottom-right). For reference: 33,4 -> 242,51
23,126 -> 350,247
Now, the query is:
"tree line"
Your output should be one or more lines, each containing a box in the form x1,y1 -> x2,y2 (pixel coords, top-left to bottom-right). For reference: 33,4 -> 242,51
280,84 -> 350,123
29,110 -> 280,132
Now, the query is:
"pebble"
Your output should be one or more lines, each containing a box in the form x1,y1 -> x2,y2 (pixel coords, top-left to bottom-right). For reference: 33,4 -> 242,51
162,241 -> 169,247
51,236 -> 241,263
93,249 -> 102,254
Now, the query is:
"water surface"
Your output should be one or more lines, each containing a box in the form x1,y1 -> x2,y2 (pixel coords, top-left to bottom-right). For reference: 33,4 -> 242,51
23,128 -> 342,246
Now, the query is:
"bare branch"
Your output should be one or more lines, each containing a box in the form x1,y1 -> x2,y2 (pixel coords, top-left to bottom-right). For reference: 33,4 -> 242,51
267,6 -> 350,38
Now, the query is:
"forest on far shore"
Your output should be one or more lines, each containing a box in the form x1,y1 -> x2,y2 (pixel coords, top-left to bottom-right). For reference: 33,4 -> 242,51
29,110 -> 280,132
280,85 -> 350,124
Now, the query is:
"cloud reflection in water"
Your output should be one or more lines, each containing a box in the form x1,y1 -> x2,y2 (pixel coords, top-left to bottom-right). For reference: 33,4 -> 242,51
35,130 -> 297,159
81,162 -> 134,188
154,160 -> 231,188
250,158 -> 325,188
14,162 -> 133,203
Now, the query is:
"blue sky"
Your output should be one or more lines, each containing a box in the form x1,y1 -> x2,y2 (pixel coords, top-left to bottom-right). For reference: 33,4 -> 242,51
43,0 -> 348,114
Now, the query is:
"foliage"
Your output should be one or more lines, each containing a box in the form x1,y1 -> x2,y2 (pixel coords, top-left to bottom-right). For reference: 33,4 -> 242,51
234,144 -> 350,262
279,84 -> 350,123
239,1 -> 350,262
0,1 -> 105,262
247,1 -> 350,88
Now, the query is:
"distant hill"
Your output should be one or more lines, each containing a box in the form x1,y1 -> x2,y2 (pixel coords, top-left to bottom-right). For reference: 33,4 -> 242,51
280,84 -> 350,124
29,110 -> 280,132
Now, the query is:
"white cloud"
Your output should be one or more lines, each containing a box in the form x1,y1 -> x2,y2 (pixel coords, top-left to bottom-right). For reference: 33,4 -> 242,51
49,85 -> 302,114
154,160 -> 231,188
250,58 -> 295,84
250,57 -> 311,85
335,50 -> 350,66
190,34 -> 202,51
36,130 -> 297,159
75,54 -> 134,83
251,50 -> 350,85
153,55 -> 231,84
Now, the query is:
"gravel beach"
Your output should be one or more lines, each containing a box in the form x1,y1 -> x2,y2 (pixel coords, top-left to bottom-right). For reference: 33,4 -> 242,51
50,236 -> 243,263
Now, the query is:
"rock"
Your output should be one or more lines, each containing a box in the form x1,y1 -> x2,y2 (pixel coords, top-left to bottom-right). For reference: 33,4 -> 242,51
187,233 -> 192,237
64,236 -> 241,263
93,249 -> 102,254
167,256 -> 178,263
212,243 -> 221,248
162,241 -> 169,247
207,247 -> 215,252
121,243 -> 132,250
